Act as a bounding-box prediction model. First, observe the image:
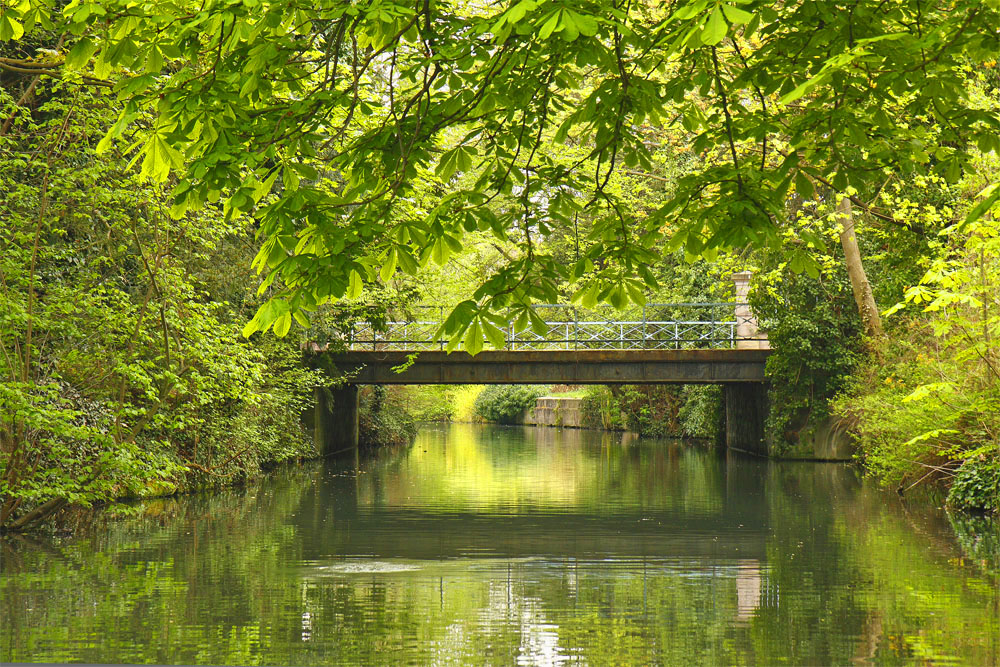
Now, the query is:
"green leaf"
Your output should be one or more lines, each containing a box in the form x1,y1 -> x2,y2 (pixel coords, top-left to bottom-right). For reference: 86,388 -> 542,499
572,12 -> 598,37
482,318 -> 507,349
140,134 -> 183,182
961,183 -> 1000,231
145,45 -> 163,73
273,312 -> 291,337
537,10 -> 560,39
527,308 -> 549,336
464,319 -> 483,355
721,4 -> 753,24
0,14 -> 24,41
66,37 -> 98,69
702,6 -> 727,45
380,248 -> 397,282
795,170 -> 815,199
431,237 -> 450,265
242,314 -> 261,338
607,284 -> 628,309
347,269 -> 363,298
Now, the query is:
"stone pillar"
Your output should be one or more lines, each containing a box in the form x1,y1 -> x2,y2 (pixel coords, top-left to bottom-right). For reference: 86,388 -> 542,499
724,383 -> 768,456
732,272 -> 768,349
313,384 -> 360,457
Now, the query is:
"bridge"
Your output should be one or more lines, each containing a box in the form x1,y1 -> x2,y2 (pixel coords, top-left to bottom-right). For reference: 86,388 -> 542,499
311,289 -> 772,456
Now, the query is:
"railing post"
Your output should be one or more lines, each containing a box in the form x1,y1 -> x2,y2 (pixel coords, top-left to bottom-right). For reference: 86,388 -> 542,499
675,322 -> 679,350
573,307 -> 578,350
710,306 -> 716,349
642,305 -> 647,349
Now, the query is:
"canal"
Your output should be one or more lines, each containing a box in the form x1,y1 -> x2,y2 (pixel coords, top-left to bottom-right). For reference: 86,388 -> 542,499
2,424 -> 997,665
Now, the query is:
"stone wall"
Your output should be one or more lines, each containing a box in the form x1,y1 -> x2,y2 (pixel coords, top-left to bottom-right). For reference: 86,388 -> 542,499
522,397 -> 585,428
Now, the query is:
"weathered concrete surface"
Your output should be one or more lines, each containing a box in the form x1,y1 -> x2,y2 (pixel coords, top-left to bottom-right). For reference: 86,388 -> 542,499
524,397 -> 584,428
313,385 -> 360,457
724,383 -> 769,456
780,416 -> 855,461
324,349 -> 770,385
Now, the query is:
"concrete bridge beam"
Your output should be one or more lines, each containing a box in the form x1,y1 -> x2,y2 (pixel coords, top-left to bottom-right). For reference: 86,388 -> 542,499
313,385 -> 360,457
724,383 -> 769,455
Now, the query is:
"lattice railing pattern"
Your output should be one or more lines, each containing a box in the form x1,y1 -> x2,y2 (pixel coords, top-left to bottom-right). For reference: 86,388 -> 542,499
332,304 -> 766,351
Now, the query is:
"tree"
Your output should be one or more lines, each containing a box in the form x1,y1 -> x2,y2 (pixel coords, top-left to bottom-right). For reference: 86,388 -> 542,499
2,0 -> 999,347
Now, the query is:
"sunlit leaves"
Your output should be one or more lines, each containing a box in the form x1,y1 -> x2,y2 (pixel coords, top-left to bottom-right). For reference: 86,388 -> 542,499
7,0 -> 994,349
139,133 -> 184,182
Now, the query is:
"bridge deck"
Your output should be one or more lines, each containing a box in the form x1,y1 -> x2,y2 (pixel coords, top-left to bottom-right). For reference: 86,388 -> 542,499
323,349 -> 770,384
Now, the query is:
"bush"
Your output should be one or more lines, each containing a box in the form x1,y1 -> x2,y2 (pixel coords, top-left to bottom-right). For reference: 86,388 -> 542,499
401,385 -> 486,422
580,386 -> 623,430
474,385 -> 545,424
358,386 -> 416,450
678,385 -> 723,440
580,385 -> 698,438
616,385 -> 683,437
947,458 -> 1000,513
750,263 -> 865,454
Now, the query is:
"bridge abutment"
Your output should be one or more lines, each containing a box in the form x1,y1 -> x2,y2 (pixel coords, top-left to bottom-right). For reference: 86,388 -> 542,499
313,385 -> 360,457
723,383 -> 769,456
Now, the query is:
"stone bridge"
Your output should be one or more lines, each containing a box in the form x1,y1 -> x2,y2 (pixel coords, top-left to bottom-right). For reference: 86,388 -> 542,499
311,277 -> 772,456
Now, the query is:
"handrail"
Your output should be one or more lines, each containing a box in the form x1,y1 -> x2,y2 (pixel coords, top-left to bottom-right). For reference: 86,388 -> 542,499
320,303 -> 767,352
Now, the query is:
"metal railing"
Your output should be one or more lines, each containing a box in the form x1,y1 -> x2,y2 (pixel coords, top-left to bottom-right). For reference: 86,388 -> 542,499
327,303 -> 766,351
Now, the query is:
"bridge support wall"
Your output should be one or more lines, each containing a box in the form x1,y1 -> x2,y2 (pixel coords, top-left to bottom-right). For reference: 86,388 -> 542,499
313,385 -> 360,457
723,383 -> 769,456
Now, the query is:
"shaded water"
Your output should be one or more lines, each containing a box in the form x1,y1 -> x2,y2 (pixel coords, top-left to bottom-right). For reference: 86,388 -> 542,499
2,424 -> 998,665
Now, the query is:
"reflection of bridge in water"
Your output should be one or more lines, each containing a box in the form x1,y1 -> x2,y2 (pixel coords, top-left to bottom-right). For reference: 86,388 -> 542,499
312,294 -> 772,457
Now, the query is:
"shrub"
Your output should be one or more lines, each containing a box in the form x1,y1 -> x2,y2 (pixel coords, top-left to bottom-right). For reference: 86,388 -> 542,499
750,263 -> 865,454
359,386 -> 416,449
474,385 -> 545,424
947,458 -> 1000,514
580,386 -> 623,430
616,385 -> 683,437
678,385 -> 723,440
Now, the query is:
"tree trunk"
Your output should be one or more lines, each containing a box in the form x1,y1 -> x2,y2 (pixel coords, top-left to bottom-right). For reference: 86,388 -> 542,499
838,196 -> 884,339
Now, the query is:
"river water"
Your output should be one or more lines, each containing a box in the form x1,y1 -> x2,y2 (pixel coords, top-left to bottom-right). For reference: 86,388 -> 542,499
2,424 -> 998,665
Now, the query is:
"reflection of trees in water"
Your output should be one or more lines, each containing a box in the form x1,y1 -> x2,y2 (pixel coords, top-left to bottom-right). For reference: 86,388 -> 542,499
948,511 -> 998,578
1,464 -> 322,664
2,428 -> 998,665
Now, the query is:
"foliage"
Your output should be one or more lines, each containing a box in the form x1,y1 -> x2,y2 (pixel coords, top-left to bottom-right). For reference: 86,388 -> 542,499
403,385 -> 485,423
614,385 -> 683,438
835,165 -> 1000,508
473,385 -> 545,424
0,78 -> 322,531
677,385 -> 722,441
580,384 -> 707,438
4,0 -> 998,348
947,458 -> 1000,513
750,260 -> 865,453
358,386 -> 416,450
580,386 -> 623,431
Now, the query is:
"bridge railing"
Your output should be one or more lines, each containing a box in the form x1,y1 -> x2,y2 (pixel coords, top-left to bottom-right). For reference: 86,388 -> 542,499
333,303 -> 767,351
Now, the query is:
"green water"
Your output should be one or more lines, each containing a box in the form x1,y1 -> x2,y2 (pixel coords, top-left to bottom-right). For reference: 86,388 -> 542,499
2,424 -> 997,665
